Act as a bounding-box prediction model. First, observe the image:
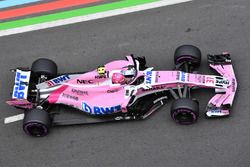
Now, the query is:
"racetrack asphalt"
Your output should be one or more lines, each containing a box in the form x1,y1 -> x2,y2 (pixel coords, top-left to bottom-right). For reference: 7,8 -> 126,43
0,0 -> 250,166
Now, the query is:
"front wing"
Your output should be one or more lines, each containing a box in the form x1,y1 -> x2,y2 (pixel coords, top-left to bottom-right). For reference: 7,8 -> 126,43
206,53 -> 237,117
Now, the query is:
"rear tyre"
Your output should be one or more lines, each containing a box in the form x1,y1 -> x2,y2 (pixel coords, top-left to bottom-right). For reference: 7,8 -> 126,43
31,58 -> 57,78
171,98 -> 199,125
23,108 -> 51,137
174,45 -> 201,68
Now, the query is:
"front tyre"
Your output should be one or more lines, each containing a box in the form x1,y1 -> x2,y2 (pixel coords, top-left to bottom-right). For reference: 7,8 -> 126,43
171,98 -> 199,125
23,108 -> 51,137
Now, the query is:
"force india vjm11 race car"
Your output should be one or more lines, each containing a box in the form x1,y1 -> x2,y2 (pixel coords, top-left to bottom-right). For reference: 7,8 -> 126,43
6,45 -> 237,137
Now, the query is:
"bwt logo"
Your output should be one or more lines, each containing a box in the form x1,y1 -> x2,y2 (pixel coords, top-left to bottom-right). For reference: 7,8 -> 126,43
146,71 -> 152,84
82,102 -> 121,115
13,72 -> 28,99
47,75 -> 70,86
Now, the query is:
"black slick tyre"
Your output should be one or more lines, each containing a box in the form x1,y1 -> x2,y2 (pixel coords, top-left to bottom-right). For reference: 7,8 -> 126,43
31,58 -> 57,78
174,45 -> 201,67
23,108 -> 51,137
171,98 -> 199,125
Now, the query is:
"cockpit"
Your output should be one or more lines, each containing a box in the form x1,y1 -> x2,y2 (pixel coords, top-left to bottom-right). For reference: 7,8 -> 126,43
111,65 -> 137,85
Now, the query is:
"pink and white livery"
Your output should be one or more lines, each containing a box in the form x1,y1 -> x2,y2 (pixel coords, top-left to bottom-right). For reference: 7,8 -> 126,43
6,45 -> 237,137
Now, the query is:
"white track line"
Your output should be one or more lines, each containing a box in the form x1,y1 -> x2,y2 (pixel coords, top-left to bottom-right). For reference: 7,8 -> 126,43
4,114 -> 24,124
0,0 -> 192,37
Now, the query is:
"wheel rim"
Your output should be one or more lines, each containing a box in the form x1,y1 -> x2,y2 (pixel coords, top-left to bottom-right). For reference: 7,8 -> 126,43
176,56 -> 193,64
172,109 -> 196,124
24,122 -> 48,137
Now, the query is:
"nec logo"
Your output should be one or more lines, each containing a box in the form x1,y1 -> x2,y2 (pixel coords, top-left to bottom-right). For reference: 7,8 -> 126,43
77,79 -> 93,84
13,72 -> 28,99
146,71 -> 152,84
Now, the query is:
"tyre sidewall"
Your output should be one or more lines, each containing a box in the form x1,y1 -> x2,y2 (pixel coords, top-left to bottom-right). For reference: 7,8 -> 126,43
23,108 -> 51,137
171,98 -> 199,124
31,58 -> 57,78
174,45 -> 201,67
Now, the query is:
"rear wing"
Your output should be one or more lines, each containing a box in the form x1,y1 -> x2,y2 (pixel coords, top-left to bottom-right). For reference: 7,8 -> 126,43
6,69 -> 33,109
11,69 -> 31,99
206,53 -> 237,117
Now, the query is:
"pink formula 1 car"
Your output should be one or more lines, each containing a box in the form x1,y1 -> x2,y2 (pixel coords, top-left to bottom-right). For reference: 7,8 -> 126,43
6,45 -> 237,137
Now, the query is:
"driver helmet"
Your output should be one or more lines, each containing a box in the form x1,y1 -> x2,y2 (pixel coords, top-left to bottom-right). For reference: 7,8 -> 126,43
121,66 -> 136,77
112,73 -> 126,84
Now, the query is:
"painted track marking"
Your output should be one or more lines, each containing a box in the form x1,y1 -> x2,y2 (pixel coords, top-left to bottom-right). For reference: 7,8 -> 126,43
0,0 -> 102,20
4,114 -> 24,124
0,0 -> 41,9
0,0 -> 192,37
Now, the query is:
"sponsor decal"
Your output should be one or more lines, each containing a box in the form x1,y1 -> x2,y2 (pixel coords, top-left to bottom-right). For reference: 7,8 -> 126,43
145,71 -> 153,84
77,79 -> 93,84
176,71 -> 180,80
146,71 -> 152,84
216,79 -> 229,85
13,70 -> 31,99
47,74 -> 70,86
36,74 -> 79,89
210,108 -> 221,113
107,89 -> 119,93
142,85 -> 165,92
155,72 -> 160,83
97,66 -> 106,76
215,78 -> 230,88
180,71 -> 186,82
62,93 -> 78,101
72,88 -> 88,96
95,75 -> 107,79
231,79 -> 236,92
205,76 -> 215,84
82,102 -> 121,115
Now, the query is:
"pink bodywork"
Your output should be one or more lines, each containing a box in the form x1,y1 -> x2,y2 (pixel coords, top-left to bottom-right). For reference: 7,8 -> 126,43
6,99 -> 33,109
45,55 -> 237,116
7,55 -> 237,117
48,56 -> 136,114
